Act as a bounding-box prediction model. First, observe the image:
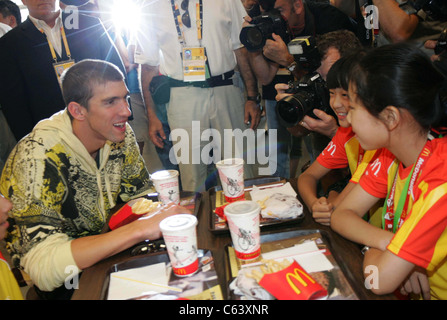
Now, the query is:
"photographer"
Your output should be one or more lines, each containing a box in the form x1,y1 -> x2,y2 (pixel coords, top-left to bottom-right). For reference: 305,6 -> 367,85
243,0 -> 356,178
275,30 -> 362,163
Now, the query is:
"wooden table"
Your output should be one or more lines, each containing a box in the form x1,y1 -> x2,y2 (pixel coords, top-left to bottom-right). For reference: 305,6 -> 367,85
71,178 -> 395,300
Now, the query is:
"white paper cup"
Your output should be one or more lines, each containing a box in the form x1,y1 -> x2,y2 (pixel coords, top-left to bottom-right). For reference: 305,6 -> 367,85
151,170 -> 180,205
224,200 -> 261,260
160,214 -> 199,276
215,158 -> 245,202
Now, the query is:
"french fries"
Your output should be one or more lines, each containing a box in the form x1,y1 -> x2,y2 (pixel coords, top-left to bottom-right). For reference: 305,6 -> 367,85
256,196 -> 269,210
247,259 -> 292,282
131,198 -> 160,215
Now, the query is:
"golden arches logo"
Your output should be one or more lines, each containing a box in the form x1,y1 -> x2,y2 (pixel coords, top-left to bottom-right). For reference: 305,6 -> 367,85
286,268 -> 316,295
421,147 -> 430,157
176,268 -> 187,275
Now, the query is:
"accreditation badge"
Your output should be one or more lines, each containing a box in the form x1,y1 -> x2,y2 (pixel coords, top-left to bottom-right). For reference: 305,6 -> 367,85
53,59 -> 75,86
182,47 -> 207,82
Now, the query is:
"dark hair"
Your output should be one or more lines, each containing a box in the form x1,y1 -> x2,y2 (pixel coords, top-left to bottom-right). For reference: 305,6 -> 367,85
349,42 -> 446,131
0,0 -> 21,25
61,59 -> 124,111
326,49 -> 367,90
316,30 -> 362,60
259,0 -> 276,11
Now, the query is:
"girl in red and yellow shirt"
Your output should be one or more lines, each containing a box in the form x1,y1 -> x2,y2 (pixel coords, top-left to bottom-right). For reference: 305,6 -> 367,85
331,43 -> 447,300
298,52 -> 379,226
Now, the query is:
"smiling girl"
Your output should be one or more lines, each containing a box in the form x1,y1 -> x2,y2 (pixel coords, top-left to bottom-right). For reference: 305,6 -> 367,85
298,51 -> 380,226
331,43 -> 447,300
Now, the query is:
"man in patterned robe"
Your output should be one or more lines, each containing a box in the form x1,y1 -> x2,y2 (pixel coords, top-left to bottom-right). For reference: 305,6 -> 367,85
0,59 -> 188,299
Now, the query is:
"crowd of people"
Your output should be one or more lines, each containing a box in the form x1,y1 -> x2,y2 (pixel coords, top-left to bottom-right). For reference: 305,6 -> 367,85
0,0 -> 447,301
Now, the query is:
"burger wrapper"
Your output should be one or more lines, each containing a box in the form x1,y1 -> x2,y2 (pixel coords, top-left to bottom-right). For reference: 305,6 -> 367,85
258,261 -> 327,300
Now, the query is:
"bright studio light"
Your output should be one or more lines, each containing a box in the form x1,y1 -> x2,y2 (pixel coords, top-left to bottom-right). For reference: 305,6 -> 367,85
111,0 -> 141,35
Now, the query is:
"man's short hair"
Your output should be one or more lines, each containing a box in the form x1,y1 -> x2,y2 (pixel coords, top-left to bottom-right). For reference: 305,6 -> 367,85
316,30 -> 362,59
0,0 -> 21,24
61,59 -> 124,110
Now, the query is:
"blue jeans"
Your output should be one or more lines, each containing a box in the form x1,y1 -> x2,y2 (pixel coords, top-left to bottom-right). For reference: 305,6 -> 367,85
265,99 -> 295,178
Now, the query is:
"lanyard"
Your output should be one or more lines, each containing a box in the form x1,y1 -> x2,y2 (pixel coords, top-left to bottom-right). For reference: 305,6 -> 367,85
40,27 -> 71,62
381,140 -> 432,233
170,0 -> 203,46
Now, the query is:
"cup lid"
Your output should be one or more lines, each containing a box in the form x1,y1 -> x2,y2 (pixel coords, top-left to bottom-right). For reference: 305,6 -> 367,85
224,200 -> 260,216
216,158 -> 244,167
151,170 -> 179,181
160,214 -> 197,231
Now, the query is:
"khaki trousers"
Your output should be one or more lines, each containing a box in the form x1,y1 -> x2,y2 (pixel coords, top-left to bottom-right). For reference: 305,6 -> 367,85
167,84 -> 255,192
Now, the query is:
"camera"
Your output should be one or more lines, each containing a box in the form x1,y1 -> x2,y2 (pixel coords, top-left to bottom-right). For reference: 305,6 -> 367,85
287,36 -> 321,71
412,0 -> 447,21
240,9 -> 291,52
275,36 -> 331,128
276,72 -> 331,127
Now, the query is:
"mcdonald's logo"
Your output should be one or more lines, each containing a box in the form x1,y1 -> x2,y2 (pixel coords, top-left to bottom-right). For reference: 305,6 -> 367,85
176,268 -> 187,275
421,147 -> 430,157
286,268 -> 316,295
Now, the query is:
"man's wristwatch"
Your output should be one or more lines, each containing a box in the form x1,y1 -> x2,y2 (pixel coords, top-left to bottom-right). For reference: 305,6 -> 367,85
287,60 -> 298,72
247,93 -> 261,104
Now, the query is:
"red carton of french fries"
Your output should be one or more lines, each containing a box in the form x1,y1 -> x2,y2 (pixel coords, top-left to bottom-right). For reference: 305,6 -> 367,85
250,259 -> 327,300
109,198 -> 160,230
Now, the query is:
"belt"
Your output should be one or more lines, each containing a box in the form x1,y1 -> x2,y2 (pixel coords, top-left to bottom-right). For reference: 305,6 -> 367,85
169,70 -> 234,88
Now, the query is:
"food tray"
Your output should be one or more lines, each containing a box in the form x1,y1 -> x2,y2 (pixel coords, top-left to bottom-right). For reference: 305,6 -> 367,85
224,229 -> 358,300
146,190 -> 202,216
101,249 -> 222,300
208,177 -> 305,234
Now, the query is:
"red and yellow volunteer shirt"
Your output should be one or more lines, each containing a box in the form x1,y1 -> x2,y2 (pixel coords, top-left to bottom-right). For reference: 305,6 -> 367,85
359,138 -> 447,300
0,252 -> 23,300
317,127 -> 377,183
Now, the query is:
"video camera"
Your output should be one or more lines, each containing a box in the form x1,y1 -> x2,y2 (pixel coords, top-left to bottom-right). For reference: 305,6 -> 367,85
239,9 -> 291,52
275,36 -> 332,128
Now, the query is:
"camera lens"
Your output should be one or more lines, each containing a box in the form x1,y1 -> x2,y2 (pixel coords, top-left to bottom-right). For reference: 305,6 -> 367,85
276,92 -> 314,127
240,26 -> 265,51
246,28 -> 264,48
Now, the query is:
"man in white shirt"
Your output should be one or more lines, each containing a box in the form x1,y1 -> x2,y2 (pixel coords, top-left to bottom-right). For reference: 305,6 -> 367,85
137,0 -> 262,192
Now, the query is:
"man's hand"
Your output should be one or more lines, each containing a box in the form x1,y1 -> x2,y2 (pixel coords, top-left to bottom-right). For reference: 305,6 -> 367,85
245,100 -> 262,130
263,33 -> 294,67
300,109 -> 338,139
148,116 -> 166,149
275,83 -> 338,138
138,203 -> 193,240
275,82 -> 292,101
